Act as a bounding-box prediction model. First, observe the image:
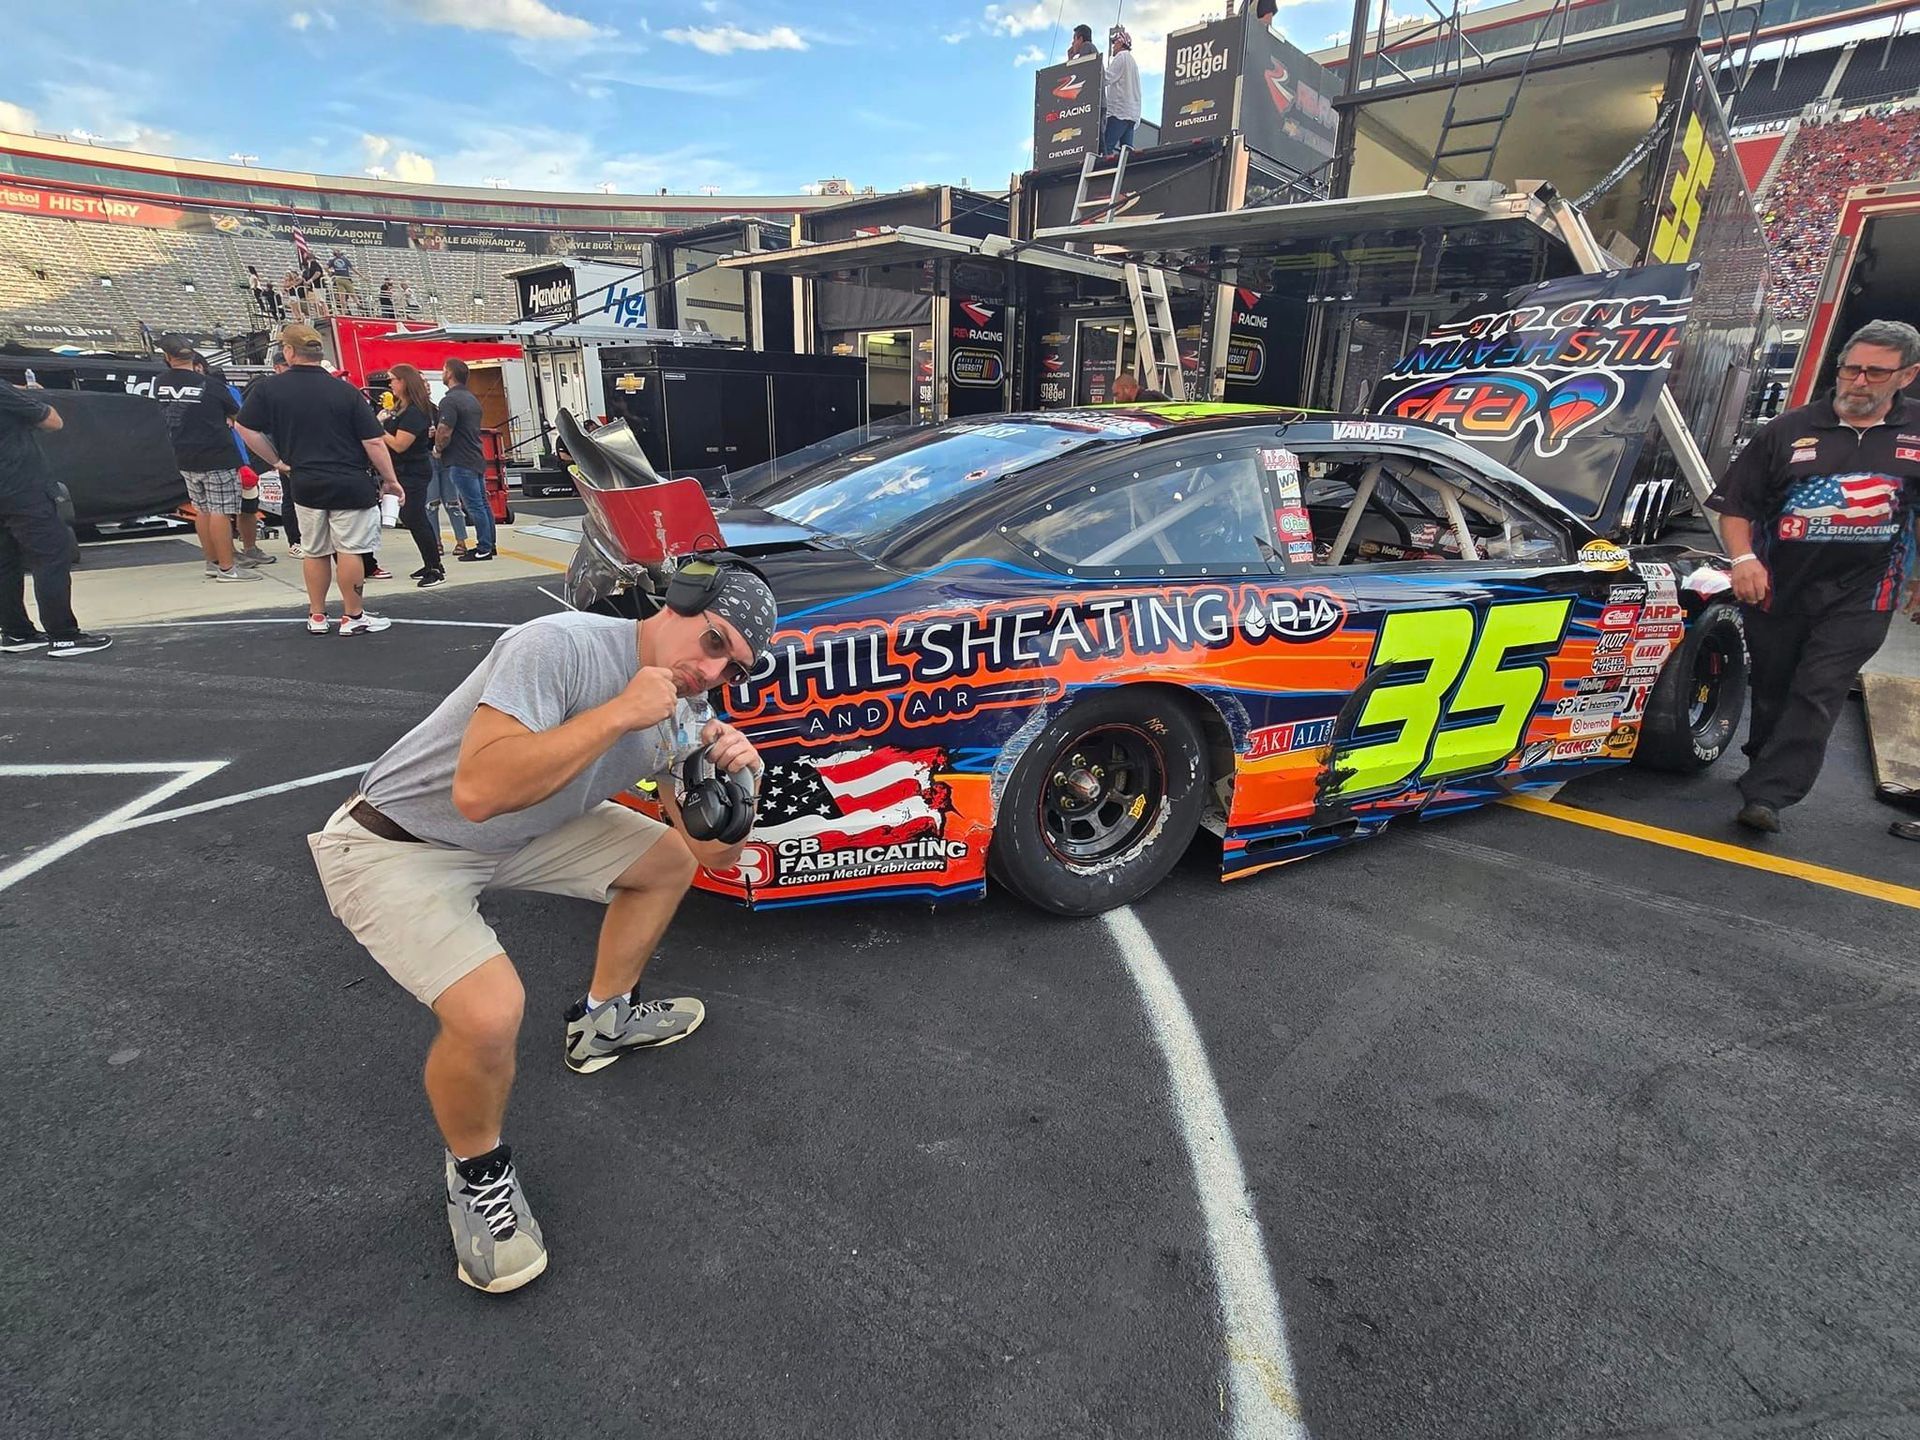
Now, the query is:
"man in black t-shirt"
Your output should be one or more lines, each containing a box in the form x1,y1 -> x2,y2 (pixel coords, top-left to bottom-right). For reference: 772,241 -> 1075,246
0,379 -> 110,656
1707,318 -> 1920,833
236,323 -> 402,637
157,335 -> 260,584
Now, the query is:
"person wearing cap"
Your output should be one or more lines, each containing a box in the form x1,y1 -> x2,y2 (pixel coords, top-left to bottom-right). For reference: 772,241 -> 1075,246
308,560 -> 776,1293
235,323 -> 402,636
1102,25 -> 1142,155
155,335 -> 260,584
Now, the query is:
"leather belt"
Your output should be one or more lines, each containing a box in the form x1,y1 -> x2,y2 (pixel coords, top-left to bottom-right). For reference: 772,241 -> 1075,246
348,796 -> 424,844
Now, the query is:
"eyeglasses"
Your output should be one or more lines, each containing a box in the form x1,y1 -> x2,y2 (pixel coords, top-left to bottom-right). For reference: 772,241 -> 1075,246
1836,363 -> 1907,382
701,621 -> 751,687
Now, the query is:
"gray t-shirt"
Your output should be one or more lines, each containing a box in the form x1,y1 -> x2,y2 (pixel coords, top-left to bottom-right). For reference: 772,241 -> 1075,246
360,612 -> 704,851
437,385 -> 486,471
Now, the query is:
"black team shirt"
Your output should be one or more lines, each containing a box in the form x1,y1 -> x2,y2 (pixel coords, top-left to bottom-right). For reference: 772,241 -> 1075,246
154,365 -> 240,471
1707,392 -> 1920,613
236,365 -> 383,510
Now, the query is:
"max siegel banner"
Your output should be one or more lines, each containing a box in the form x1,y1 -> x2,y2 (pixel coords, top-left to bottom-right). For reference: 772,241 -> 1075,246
1160,19 -> 1241,144
1033,56 -> 1102,171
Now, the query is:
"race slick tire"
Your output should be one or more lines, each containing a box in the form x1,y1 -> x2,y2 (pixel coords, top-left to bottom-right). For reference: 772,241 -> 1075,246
1633,601 -> 1748,773
990,688 -> 1208,916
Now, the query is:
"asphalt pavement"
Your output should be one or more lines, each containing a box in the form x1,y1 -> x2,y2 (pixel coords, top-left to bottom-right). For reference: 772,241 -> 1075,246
3,575 -> 1915,1440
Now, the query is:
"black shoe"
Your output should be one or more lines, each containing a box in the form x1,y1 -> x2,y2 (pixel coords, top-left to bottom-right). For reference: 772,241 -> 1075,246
1736,800 -> 1781,834
417,569 -> 446,589
457,548 -> 497,562
409,565 -> 430,579
1892,819 -> 1920,842
1,630 -> 49,653
47,632 -> 112,658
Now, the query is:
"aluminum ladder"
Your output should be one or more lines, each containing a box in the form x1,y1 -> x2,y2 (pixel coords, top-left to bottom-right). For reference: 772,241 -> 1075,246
1067,145 -> 1133,250
1124,262 -> 1185,400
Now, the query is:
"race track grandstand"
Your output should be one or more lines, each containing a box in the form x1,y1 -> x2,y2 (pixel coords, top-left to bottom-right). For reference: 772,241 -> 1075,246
0,130 -> 835,354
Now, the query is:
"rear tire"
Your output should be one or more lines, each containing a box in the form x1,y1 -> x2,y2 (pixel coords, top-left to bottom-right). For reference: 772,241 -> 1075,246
1633,602 -> 1747,772
989,688 -> 1208,916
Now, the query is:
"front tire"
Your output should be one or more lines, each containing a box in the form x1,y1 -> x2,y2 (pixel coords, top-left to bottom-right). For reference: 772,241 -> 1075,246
1633,601 -> 1748,772
989,688 -> 1208,916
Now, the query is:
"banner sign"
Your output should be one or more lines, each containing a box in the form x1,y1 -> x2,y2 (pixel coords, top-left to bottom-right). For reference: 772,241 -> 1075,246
1369,264 -> 1698,519
0,182 -> 199,230
1240,21 -> 1339,181
548,230 -> 654,262
1033,56 -> 1102,171
1161,19 -> 1241,144
948,299 -> 1006,387
516,265 -> 577,321
208,211 -> 402,248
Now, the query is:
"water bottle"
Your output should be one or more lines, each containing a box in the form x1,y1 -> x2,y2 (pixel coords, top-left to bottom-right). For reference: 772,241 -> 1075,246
22,368 -> 37,388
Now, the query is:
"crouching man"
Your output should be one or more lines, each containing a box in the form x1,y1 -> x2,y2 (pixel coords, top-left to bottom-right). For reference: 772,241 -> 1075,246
310,562 -> 776,1292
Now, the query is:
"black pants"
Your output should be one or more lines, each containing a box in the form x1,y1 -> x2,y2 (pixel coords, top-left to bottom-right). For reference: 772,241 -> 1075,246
1740,605 -> 1892,809
0,482 -> 80,640
398,472 -> 440,572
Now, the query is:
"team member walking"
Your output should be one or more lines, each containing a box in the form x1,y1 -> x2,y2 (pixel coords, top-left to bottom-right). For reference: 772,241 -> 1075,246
235,323 -> 402,636
436,358 -> 496,562
155,335 -> 260,584
0,379 -> 110,656
308,561 -> 777,1292
381,363 -> 444,588
1707,318 -> 1920,833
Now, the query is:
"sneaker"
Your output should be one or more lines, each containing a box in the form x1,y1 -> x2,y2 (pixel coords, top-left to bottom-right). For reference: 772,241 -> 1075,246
203,561 -> 220,578
212,566 -> 264,583
409,565 -> 431,580
417,569 -> 446,589
339,611 -> 391,636
1736,800 -> 1781,834
305,613 -> 332,635
457,548 -> 497,563
367,564 -> 394,580
445,1147 -> 547,1294
289,544 -> 305,558
1,630 -> 49,653
564,993 -> 705,1075
237,548 -> 277,567
47,632 -> 112,658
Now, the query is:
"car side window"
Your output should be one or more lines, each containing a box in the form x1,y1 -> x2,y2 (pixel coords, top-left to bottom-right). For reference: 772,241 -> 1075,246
1004,449 -> 1278,576
1295,449 -> 1568,569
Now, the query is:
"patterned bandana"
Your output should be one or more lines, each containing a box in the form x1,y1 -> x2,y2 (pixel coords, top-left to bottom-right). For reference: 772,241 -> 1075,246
705,568 -> 778,661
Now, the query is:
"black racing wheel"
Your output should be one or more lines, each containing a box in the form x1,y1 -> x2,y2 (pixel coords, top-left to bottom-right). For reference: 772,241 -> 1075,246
1633,602 -> 1748,772
989,688 -> 1209,916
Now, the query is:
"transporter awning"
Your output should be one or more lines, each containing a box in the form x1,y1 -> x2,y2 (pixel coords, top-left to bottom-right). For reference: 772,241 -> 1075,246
716,225 -> 1139,284
382,322 -> 728,345
1033,181 -> 1510,253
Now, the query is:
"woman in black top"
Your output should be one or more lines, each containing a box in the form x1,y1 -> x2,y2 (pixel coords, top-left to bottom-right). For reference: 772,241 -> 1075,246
380,363 -> 443,587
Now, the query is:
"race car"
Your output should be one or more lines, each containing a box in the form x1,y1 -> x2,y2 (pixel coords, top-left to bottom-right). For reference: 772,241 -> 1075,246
563,403 -> 1747,916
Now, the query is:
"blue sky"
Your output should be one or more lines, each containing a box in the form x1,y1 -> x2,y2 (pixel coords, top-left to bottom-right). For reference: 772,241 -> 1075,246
0,0 -> 1357,196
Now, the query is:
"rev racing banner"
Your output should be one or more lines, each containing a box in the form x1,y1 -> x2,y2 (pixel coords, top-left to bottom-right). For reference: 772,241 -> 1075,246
1368,264 -> 1698,523
1033,56 -> 1102,171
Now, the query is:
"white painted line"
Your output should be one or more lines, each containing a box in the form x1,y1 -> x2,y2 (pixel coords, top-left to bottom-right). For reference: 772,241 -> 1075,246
110,618 -> 517,630
1104,906 -> 1311,1439
0,761 -> 226,895
117,762 -> 370,831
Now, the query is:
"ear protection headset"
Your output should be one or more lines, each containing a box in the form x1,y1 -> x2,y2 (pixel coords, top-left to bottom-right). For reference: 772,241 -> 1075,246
677,746 -> 757,845
663,552 -> 737,617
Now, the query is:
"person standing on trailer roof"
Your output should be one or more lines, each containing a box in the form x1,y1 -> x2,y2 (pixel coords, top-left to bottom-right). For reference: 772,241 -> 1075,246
1065,23 -> 1095,59
1101,25 -> 1142,156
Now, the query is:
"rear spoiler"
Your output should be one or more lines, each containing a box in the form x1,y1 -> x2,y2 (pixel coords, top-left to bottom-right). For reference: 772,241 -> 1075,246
556,408 -> 724,565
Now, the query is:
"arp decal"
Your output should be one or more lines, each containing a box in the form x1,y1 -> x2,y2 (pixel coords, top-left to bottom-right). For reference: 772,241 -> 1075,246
1381,370 -> 1624,458
1325,596 -> 1574,799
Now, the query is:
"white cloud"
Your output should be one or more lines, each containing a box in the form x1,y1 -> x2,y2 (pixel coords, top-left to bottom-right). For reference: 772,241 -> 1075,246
660,23 -> 807,55
432,119 -> 766,195
397,0 -> 606,42
360,133 -> 391,162
391,150 -> 437,183
289,11 -> 313,31
941,28 -> 970,44
1010,44 -> 1045,67
984,3 -> 1051,36
359,132 -> 435,183
0,99 -> 37,133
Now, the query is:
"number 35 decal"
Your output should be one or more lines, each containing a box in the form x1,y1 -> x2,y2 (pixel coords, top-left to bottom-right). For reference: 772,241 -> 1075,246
1331,597 -> 1573,798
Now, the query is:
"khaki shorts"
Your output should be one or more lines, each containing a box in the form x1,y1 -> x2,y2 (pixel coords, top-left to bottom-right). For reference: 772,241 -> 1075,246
295,504 -> 381,557
309,798 -> 669,1006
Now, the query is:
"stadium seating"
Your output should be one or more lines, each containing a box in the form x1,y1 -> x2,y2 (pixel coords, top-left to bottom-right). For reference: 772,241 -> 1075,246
1728,50 -> 1840,124
1833,33 -> 1920,109
1758,108 -> 1920,319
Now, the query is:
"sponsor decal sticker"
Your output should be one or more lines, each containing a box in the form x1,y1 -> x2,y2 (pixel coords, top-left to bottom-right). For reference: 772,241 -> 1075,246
1629,638 -> 1672,667
1569,715 -> 1616,737
1600,604 -> 1639,629
1330,420 -> 1406,443
1246,717 -> 1337,760
1592,654 -> 1628,676
1579,539 -> 1633,571
1554,692 -> 1627,718
1597,631 -> 1631,655
1551,738 -> 1606,760
1608,583 -> 1648,605
1259,447 -> 1299,473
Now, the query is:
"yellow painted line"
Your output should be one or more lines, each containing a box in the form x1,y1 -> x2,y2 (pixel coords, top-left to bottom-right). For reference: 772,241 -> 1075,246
433,529 -> 569,573
1500,792 -> 1920,912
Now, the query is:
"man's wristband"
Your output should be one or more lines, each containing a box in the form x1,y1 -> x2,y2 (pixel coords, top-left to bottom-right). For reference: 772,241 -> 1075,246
1730,553 -> 1758,566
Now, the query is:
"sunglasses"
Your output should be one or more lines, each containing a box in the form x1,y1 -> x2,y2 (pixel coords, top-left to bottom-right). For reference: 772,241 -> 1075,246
701,620 -> 751,687
1836,363 -> 1908,382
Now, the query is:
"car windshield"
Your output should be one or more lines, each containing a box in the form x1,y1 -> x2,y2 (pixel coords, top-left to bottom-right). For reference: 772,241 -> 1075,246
756,414 -> 1161,542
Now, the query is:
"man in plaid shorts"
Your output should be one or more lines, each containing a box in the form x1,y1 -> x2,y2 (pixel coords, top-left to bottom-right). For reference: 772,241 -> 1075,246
157,335 -> 261,584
